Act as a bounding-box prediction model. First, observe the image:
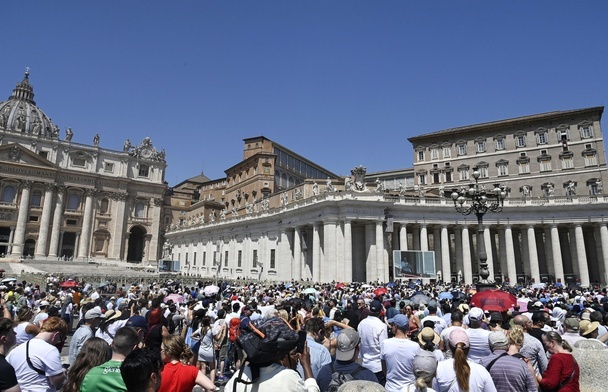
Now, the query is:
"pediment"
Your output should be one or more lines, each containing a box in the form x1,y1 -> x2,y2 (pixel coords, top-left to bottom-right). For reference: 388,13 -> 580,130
0,143 -> 58,170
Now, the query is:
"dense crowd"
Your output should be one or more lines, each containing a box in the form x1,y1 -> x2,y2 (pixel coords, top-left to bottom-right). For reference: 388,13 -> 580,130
0,277 -> 607,392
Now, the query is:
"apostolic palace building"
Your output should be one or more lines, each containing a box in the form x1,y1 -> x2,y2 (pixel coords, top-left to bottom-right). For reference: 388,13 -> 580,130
0,72 -> 167,264
165,107 -> 608,287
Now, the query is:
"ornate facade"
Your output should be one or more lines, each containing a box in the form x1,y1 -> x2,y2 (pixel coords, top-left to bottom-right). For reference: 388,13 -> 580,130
0,72 -> 167,262
166,107 -> 608,287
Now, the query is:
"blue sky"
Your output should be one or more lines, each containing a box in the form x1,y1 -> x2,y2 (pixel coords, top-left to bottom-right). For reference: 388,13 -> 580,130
1,2 -> 607,185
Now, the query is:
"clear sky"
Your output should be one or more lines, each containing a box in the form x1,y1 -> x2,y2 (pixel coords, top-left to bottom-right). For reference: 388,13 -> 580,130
1,1 -> 607,185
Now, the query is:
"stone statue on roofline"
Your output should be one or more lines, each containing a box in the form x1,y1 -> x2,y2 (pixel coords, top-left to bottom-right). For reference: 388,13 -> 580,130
65,128 -> 73,141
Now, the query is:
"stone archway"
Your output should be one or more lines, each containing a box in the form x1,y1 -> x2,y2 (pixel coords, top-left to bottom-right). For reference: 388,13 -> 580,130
126,226 -> 146,263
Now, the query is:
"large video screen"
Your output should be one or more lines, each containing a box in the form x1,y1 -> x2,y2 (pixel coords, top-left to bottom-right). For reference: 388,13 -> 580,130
392,250 -> 436,278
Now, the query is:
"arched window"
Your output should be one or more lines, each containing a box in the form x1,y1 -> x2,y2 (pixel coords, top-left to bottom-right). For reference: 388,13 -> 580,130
1,186 -> 15,203
135,202 -> 145,218
67,193 -> 80,210
100,198 -> 109,214
30,190 -> 42,207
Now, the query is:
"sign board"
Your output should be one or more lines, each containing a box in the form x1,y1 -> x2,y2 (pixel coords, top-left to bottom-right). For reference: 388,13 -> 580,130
392,250 -> 436,279
158,259 -> 181,272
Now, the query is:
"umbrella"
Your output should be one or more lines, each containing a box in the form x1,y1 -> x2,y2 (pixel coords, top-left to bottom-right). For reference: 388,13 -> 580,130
374,287 -> 388,297
470,289 -> 517,312
164,293 -> 185,304
386,282 -> 396,288
1,278 -> 16,283
60,280 -> 78,288
302,287 -> 318,295
203,285 -> 220,296
335,282 -> 346,290
438,291 -> 453,300
451,291 -> 467,301
409,293 -> 431,305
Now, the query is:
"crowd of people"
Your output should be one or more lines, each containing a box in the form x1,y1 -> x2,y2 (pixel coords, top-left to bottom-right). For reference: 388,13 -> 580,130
0,277 -> 607,391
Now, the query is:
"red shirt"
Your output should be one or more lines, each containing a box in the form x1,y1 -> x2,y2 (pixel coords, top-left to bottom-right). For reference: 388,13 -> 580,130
540,352 -> 580,392
159,361 -> 199,392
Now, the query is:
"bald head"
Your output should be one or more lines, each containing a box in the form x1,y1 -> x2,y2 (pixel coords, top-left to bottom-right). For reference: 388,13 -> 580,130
513,315 -> 531,330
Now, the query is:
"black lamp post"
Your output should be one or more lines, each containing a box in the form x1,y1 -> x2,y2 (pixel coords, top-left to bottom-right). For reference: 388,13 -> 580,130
448,166 -> 507,291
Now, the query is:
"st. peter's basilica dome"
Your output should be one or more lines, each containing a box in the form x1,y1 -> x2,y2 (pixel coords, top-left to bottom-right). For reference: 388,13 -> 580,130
0,70 -> 60,138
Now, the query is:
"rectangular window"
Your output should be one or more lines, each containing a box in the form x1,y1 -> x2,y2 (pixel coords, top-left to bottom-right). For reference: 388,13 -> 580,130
139,164 -> 149,177
516,135 -> 526,148
193,252 -> 197,266
418,174 -> 426,185
476,141 -> 486,153
433,172 -> 440,183
590,183 -> 600,195
457,144 -> 467,156
185,253 -> 189,265
518,163 -> 530,174
459,168 -> 469,181
445,171 -> 452,182
581,126 -> 593,138
213,251 -> 217,266
417,151 -> 424,161
104,162 -> 114,173
238,250 -> 242,268
72,157 -> 86,167
495,139 -> 505,150
202,252 -> 206,266
431,148 -> 439,160
224,250 -> 229,267
561,157 -> 574,169
443,146 -> 451,159
540,160 -> 552,172
479,167 -> 488,178
270,249 -> 276,269
38,151 -> 49,159
584,154 -> 597,166
537,133 -> 547,144
253,250 -> 258,268
497,165 -> 508,176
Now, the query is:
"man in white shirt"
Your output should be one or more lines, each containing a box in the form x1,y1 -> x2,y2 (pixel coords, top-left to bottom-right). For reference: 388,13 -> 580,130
381,314 -> 421,392
439,309 -> 466,359
357,299 -> 387,386
465,307 -> 491,364
423,300 -> 447,335
560,317 -> 585,347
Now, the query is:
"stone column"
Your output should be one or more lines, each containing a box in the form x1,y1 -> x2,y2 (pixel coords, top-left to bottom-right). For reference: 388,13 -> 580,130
35,183 -> 55,257
343,220 -> 353,283
8,227 -> 15,255
376,220 -> 386,283
74,232 -> 80,259
574,224 -> 590,287
323,221 -> 337,282
77,189 -> 96,259
11,180 -> 32,256
454,228 -> 464,282
312,222 -> 321,282
504,225 -> 517,285
550,225 -> 565,285
293,227 -> 302,281
147,198 -> 163,262
110,193 -> 128,260
441,225 -> 451,283
48,187 -> 65,258
599,224 -> 608,285
527,225 -> 541,284
365,223 -> 376,282
420,224 -> 428,251
399,224 -> 408,251
483,226 -> 495,281
461,226 -> 473,284
497,227 -> 508,282
279,228 -> 291,280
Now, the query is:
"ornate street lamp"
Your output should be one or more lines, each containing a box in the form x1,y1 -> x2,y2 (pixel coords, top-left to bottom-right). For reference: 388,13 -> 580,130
448,166 -> 507,290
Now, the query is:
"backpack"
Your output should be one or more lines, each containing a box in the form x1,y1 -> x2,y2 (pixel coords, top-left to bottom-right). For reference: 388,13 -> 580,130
229,317 -> 241,342
327,362 -> 365,392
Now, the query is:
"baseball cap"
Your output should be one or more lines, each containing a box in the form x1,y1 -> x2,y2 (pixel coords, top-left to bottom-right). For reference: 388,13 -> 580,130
449,329 -> 470,348
469,307 -> 484,321
418,327 -> 440,345
580,320 -> 599,336
126,315 -> 148,329
369,300 -> 383,313
387,314 -> 409,328
564,317 -> 579,331
532,301 -> 544,309
413,350 -> 438,377
488,331 -> 509,348
336,329 -> 360,361
39,300 -> 50,307
84,309 -> 105,320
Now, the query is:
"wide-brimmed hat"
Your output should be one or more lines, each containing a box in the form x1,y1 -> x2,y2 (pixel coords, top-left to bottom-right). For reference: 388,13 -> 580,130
580,320 -> 599,336
418,327 -> 440,345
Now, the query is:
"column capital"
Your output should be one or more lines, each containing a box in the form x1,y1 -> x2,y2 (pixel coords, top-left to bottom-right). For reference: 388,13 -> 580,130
84,188 -> 99,197
55,185 -> 66,195
43,182 -> 54,192
20,180 -> 33,190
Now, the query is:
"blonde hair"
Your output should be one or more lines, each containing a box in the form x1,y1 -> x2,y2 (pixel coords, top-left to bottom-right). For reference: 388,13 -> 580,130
508,325 -> 524,347
162,335 -> 194,364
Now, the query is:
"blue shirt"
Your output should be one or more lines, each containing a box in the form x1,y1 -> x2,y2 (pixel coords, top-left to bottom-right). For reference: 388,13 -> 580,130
297,335 -> 332,379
